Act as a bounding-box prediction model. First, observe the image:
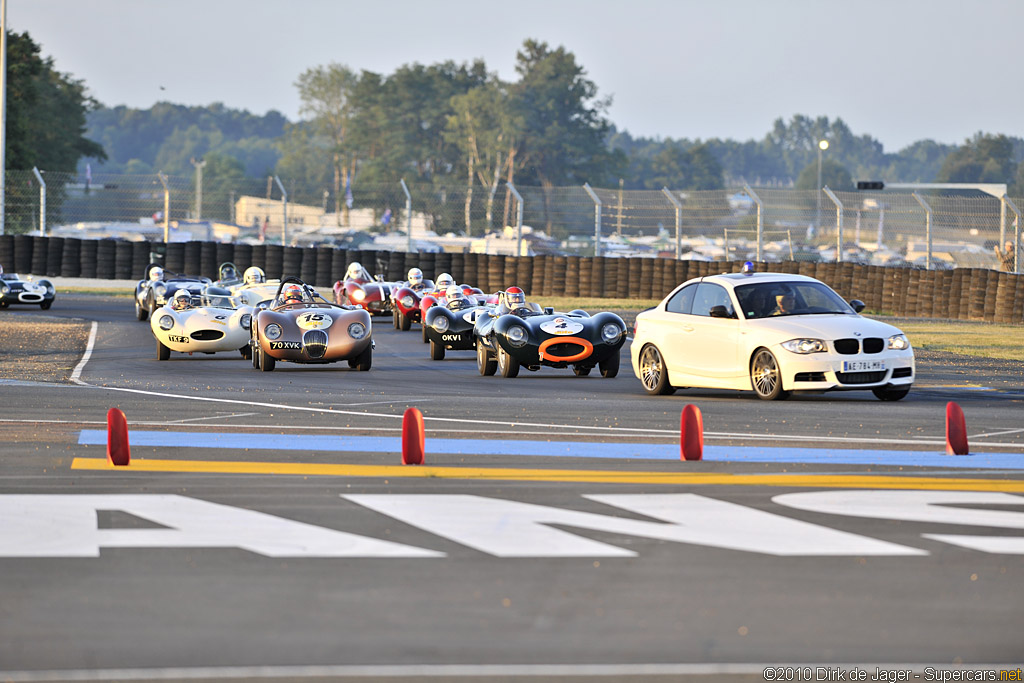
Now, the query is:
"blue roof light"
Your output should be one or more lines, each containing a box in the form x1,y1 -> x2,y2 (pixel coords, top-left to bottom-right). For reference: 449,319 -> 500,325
741,261 -> 756,275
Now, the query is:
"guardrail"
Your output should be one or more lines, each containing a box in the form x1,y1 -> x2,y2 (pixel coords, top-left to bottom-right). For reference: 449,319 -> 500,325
1,235 -> 1021,323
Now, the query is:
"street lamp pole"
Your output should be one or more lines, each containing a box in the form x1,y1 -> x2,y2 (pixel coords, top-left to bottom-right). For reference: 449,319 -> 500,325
816,139 -> 829,230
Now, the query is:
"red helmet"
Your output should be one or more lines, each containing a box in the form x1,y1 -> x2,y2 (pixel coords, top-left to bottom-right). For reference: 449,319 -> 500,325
283,284 -> 304,305
505,286 -> 525,308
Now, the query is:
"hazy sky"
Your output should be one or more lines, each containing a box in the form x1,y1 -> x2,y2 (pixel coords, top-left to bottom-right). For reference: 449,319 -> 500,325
8,0 -> 1023,152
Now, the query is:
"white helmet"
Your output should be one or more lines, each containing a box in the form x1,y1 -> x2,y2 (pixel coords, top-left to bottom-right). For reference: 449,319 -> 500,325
435,272 -> 454,290
407,267 -> 423,286
171,289 -> 192,311
346,262 -> 367,280
446,284 -> 470,310
243,266 -> 265,285
149,266 -> 164,282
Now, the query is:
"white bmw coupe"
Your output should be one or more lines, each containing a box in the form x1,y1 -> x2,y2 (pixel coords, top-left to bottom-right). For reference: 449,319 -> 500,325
631,266 -> 915,400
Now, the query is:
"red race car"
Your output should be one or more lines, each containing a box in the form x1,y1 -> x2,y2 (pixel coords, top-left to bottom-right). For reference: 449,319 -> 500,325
391,267 -> 438,330
332,261 -> 397,316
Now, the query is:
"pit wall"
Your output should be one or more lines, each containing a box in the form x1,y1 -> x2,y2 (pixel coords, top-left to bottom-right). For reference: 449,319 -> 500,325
2,235 -> 1021,323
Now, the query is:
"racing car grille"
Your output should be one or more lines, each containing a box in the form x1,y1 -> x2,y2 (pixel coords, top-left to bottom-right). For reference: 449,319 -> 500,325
191,330 -> 224,341
545,342 -> 588,358
302,329 -> 328,358
863,338 -> 884,354
835,371 -> 886,385
834,338 -> 859,354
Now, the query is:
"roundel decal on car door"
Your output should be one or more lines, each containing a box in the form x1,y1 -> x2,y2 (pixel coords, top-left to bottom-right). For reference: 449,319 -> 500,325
540,318 -> 584,336
296,312 -> 332,330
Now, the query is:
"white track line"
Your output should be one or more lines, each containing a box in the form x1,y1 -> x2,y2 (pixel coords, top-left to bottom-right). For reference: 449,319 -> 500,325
68,321 -> 97,384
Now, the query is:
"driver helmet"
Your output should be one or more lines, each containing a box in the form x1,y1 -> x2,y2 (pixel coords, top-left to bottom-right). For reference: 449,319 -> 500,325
219,263 -> 238,281
504,286 -> 526,308
149,266 -> 164,282
243,266 -> 265,285
407,267 -> 423,287
0,264 -> 4,274
446,284 -> 469,310
346,262 -> 367,281
170,289 -> 192,311
435,272 -> 454,290
282,284 -> 304,305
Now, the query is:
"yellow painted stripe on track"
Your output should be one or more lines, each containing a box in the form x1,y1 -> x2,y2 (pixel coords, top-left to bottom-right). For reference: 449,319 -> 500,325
70,457 -> 1024,492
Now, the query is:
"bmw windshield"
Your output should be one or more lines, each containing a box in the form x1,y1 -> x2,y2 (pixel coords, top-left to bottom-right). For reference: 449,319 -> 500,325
734,282 -> 855,320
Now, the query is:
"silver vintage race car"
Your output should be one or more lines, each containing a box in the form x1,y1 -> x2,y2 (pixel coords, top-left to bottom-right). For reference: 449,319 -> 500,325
251,277 -> 373,372
135,263 -> 210,321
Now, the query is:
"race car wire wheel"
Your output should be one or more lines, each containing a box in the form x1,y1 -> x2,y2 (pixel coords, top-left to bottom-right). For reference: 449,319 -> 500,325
302,329 -> 328,359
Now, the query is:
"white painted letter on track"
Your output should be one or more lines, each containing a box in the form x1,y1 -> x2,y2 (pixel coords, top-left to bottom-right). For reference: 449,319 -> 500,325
0,495 -> 443,558
772,490 -> 1024,554
344,493 -> 926,557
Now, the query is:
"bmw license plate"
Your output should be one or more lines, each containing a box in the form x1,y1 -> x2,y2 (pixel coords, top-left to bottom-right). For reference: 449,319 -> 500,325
842,360 -> 885,372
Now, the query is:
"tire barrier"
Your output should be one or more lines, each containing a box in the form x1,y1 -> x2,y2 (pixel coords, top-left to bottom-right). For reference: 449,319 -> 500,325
11,234 -> 1024,323
183,241 -> 202,277
95,239 -> 116,279
14,234 -> 34,273
0,234 -> 13,269
32,236 -> 48,275
165,242 -> 186,274
60,238 -> 81,277
264,245 -> 284,281
114,240 -> 134,280
79,239 -> 98,278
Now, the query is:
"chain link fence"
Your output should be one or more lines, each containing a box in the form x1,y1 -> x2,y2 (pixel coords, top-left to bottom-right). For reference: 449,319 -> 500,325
3,169 -> 1021,271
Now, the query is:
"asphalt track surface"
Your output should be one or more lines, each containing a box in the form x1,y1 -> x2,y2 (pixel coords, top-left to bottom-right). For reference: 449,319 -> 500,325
1,294 -> 1024,682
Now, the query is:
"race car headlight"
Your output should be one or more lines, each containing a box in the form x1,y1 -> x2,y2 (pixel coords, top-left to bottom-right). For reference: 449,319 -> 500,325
888,334 -> 910,350
45,284 -> 55,294
601,323 -> 623,343
240,314 -> 251,330
506,325 -> 528,347
352,289 -> 366,302
1,285 -> 8,294
348,322 -> 367,340
154,284 -> 167,297
158,315 -> 175,331
781,338 -> 827,354
264,323 -> 282,340
432,316 -> 449,333
400,295 -> 415,308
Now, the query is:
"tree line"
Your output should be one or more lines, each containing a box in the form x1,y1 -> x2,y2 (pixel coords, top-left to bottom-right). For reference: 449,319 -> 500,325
8,30 -> 1024,214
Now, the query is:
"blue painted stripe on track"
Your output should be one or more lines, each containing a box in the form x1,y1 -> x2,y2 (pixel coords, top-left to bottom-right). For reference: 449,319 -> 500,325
78,430 -> 1024,470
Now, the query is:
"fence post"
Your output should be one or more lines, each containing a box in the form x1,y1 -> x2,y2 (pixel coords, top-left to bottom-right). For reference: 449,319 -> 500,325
912,193 -> 933,271
1003,195 -> 1022,273
508,182 -> 524,256
662,187 -> 682,260
822,186 -> 844,263
400,178 -> 412,253
32,167 -> 46,237
274,175 -> 288,245
583,182 -> 602,257
157,172 -> 170,242
743,185 -> 763,262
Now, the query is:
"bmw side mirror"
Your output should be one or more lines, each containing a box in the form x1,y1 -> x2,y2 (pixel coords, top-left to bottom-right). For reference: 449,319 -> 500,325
709,305 -> 735,319
849,299 -> 865,313
544,307 -> 554,315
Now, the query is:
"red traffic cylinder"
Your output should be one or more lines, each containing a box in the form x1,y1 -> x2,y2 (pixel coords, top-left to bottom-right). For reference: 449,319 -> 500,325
106,408 -> 131,466
680,404 -> 704,461
402,407 -> 425,465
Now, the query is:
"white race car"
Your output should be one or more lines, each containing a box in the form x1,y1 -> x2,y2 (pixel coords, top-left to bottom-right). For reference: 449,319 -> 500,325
631,264 -> 915,401
151,288 -> 255,361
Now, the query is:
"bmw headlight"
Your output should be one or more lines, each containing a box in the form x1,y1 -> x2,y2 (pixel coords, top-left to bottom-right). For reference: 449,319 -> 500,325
432,316 -> 449,333
158,315 -> 175,331
348,322 -> 367,340
506,325 -> 528,348
352,289 -> 366,302
781,338 -> 827,354
601,323 -> 623,343
265,323 -> 282,340
888,334 -> 910,350
400,295 -> 414,308
240,313 -> 251,330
